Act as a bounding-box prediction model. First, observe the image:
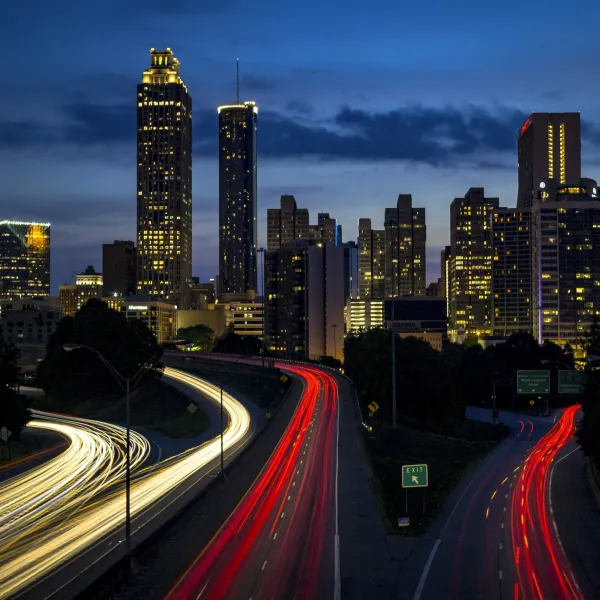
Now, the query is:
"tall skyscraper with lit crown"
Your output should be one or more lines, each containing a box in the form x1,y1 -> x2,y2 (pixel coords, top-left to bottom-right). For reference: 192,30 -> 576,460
218,101 -> 258,297
137,48 -> 192,307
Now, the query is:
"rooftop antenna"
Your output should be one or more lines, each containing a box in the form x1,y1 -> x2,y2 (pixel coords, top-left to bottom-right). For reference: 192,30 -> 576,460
236,58 -> 240,104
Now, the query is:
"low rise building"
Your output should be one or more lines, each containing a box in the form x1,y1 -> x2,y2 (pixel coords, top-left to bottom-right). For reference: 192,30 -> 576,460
385,297 -> 447,350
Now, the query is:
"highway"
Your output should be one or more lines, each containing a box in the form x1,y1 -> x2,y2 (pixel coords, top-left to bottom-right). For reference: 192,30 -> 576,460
412,407 -> 583,600
0,367 -> 253,600
165,362 -> 340,600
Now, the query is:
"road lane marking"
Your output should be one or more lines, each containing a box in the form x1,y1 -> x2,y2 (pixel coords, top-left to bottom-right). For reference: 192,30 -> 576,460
413,539 -> 441,600
288,496 -> 291,501
486,507 -> 490,518
273,532 -> 277,540
281,512 -> 285,518
499,570 -> 503,580
501,523 -> 504,529
293,481 -> 296,486
499,542 -> 503,550
262,561 -> 267,571
196,581 -> 208,599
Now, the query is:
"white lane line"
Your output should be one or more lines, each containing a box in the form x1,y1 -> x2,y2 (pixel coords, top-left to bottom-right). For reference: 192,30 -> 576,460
413,539 -> 441,600
499,570 -> 503,580
196,580 -> 208,599
499,542 -> 503,550
273,532 -> 278,540
501,523 -> 504,529
262,561 -> 267,571
288,495 -> 291,501
293,481 -> 296,486
281,512 -> 285,519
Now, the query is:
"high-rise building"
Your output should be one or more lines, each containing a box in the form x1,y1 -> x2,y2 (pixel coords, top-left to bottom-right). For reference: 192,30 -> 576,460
426,280 -> 442,297
102,240 -> 136,297
449,188 -> 499,339
517,113 -> 581,209
318,213 -> 339,245
491,208 -> 532,336
137,48 -> 192,307
59,285 -> 78,317
265,241 -> 344,360
0,221 -> 50,300
76,266 -> 103,310
218,101 -> 258,296
531,177 -> 600,357
266,195 -> 309,252
383,195 -> 426,298
342,241 -> 359,303
358,218 -> 385,299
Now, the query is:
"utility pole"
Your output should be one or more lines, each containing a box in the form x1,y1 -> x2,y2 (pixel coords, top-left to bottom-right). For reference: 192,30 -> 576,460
125,377 -> 131,562
258,247 -> 266,368
491,377 -> 497,425
220,371 -> 225,478
391,329 -> 397,429
332,323 -> 338,360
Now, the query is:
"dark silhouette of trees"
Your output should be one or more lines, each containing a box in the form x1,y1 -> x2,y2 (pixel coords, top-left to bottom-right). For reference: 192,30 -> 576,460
212,332 -> 262,356
177,325 -> 215,350
37,299 -> 163,405
0,339 -> 31,440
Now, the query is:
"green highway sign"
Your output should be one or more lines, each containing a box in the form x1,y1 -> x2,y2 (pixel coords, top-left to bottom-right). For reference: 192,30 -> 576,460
402,464 -> 428,488
517,370 -> 550,394
558,370 -> 585,394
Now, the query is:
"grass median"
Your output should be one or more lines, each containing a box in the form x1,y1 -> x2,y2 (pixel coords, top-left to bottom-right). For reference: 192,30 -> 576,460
361,417 -> 509,535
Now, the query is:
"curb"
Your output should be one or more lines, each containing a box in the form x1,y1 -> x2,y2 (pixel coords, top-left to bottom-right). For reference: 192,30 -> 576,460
586,457 -> 600,509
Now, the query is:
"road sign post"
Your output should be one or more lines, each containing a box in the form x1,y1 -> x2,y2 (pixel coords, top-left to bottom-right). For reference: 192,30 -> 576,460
517,370 -> 550,394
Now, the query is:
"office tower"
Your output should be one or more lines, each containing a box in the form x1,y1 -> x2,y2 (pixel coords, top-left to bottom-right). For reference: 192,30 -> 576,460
102,240 -> 136,297
0,221 -> 50,300
318,213 -> 339,245
76,266 -> 103,310
449,188 -> 499,339
531,177 -> 600,357
426,280 -> 442,297
218,100 -> 258,296
358,218 -> 385,299
441,246 -> 452,319
383,194 -> 426,298
267,195 -> 309,252
137,48 -> 192,307
491,208 -> 532,336
265,241 -> 345,360
337,223 -> 343,245
59,285 -> 78,317
517,113 -> 581,209
342,241 -> 359,303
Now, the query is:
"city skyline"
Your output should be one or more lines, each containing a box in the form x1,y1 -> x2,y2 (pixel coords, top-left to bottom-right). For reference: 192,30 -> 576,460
3,1 -> 600,292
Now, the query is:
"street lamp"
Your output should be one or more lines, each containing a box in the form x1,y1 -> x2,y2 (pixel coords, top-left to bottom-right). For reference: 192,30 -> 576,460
332,323 -> 338,361
62,343 -> 157,569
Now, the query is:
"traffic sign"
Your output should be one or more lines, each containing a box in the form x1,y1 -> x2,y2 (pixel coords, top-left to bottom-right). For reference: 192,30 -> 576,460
558,370 -> 585,394
368,411 -> 374,418
0,427 -> 11,442
368,401 -> 380,413
517,370 -> 550,394
402,464 -> 429,488
280,375 -> 288,383
529,400 -> 535,406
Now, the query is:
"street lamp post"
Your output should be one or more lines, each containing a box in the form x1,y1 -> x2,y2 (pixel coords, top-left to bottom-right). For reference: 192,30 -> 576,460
332,323 -> 338,361
63,343 -> 156,570
391,329 -> 397,429
258,247 -> 266,369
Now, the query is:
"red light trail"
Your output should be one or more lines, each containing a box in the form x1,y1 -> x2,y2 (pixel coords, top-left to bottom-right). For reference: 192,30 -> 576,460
165,363 -> 339,600
510,405 -> 582,599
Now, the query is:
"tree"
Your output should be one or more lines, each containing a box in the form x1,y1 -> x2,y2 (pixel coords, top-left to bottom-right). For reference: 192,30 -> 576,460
212,332 -> 262,356
37,299 -> 163,405
577,372 -> 600,465
177,325 -> 214,350
0,339 -> 31,440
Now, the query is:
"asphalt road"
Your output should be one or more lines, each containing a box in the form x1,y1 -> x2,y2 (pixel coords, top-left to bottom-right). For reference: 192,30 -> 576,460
165,362 -> 339,600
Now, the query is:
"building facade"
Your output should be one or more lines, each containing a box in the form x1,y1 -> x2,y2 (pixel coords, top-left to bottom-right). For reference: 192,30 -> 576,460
342,241 -> 359,303
531,178 -> 600,357
517,113 -> 581,209
230,300 -> 263,337
265,241 -> 345,360
449,188 -> 499,340
120,298 -> 176,344
102,240 -> 136,297
346,299 -> 385,333
59,285 -> 78,317
266,195 -> 309,252
218,101 -> 258,296
0,297 -> 63,346
358,218 -> 385,299
76,266 -> 103,310
137,48 -> 192,307
491,208 -> 532,336
0,221 -> 50,300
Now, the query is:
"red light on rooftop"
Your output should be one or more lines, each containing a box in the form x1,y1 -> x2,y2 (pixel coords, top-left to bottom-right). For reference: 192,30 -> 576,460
520,118 -> 532,137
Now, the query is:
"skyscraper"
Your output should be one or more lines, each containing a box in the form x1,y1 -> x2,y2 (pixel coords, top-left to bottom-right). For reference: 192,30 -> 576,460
383,194 -> 426,298
102,240 -> 136,297
517,113 -> 581,209
531,177 -> 600,357
267,195 -> 309,252
137,48 -> 192,307
0,221 -> 50,300
449,188 -> 499,339
358,218 -> 385,299
218,101 -> 258,296
491,208 -> 532,336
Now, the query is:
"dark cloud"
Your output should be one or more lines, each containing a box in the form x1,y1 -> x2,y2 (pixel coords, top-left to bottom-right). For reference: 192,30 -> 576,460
105,0 -> 235,19
242,75 -> 278,92
286,100 -> 314,115
4,101 -> 600,167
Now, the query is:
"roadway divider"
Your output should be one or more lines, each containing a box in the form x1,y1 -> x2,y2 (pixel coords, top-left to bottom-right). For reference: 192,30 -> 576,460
587,458 -> 600,509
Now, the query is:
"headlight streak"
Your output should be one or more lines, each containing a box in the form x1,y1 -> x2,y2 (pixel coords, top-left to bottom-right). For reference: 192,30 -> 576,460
0,368 -> 251,600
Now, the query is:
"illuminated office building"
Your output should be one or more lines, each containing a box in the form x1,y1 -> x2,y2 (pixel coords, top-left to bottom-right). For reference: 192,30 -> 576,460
76,266 -> 103,310
517,113 -> 581,209
449,188 -> 499,340
358,218 -> 385,299
383,194 -> 426,297
0,221 -> 50,300
346,299 -> 384,333
137,48 -> 192,307
218,101 -> 258,296
59,285 -> 77,317
267,195 -> 309,252
531,178 -> 600,357
491,208 -> 532,336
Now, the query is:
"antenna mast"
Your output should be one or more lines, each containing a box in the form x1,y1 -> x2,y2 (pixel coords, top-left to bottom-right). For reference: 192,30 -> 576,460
236,58 -> 240,104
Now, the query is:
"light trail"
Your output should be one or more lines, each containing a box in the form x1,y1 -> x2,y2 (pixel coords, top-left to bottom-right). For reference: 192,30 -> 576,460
0,367 -> 251,600
509,405 -> 581,599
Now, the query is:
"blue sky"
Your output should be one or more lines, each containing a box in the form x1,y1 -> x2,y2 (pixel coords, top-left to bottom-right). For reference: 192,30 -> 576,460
2,0 -> 600,291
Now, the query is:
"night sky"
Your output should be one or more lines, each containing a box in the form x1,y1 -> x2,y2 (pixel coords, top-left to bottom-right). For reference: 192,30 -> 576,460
3,0 -> 600,292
